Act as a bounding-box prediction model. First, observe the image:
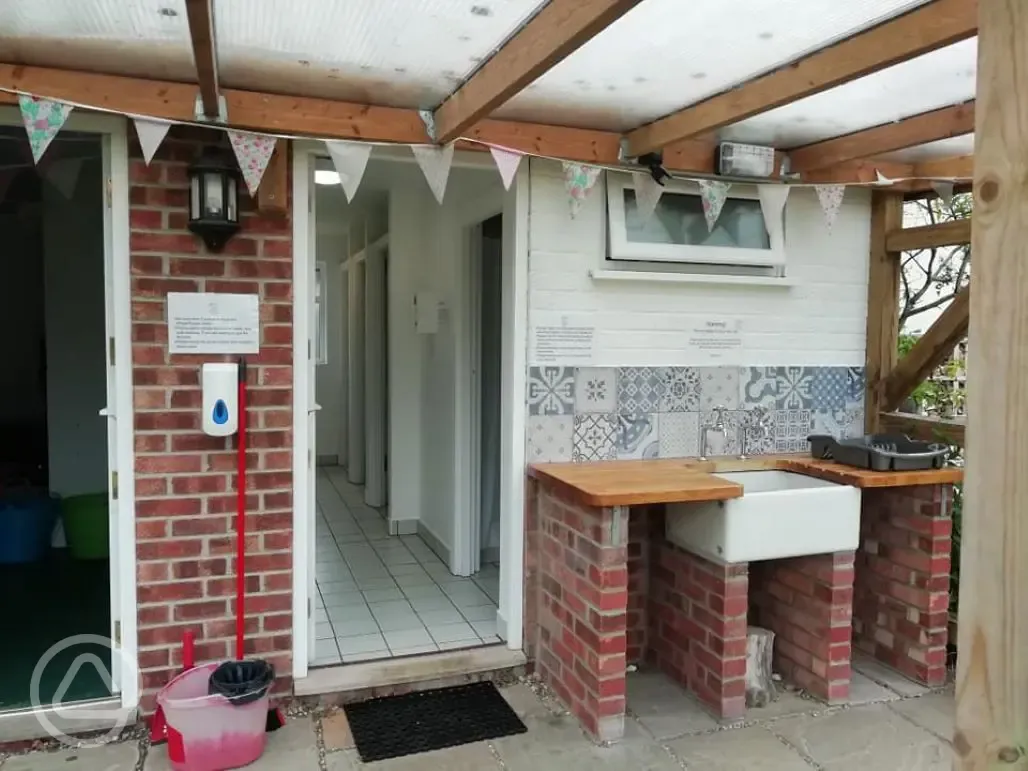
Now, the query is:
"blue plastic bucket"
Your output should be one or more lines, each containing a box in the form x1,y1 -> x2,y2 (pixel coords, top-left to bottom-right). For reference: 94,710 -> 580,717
0,490 -> 59,564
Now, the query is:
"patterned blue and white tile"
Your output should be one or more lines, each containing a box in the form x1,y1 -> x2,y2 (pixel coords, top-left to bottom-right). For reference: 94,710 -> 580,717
660,366 -> 701,412
572,414 -> 618,462
739,366 -> 779,408
809,367 -> 849,412
699,366 -> 741,411
618,366 -> 666,413
812,408 -> 863,440
574,367 -> 618,414
772,409 -> 813,452
527,366 -> 574,415
738,409 -> 778,455
617,413 -> 660,459
775,366 -> 816,410
525,415 -> 574,463
699,409 -> 745,456
846,367 -> 866,410
659,412 -> 701,458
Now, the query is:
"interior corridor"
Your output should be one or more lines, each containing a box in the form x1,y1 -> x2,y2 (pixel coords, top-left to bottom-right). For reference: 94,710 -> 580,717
312,467 -> 501,666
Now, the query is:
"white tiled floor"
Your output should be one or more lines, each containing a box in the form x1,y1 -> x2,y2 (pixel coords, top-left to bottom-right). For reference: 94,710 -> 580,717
312,467 -> 501,666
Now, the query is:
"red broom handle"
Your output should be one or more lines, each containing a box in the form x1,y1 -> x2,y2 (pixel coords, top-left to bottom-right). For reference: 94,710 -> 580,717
236,359 -> 247,661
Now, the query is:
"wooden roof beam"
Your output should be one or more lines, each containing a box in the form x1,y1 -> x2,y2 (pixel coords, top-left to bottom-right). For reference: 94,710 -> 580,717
912,154 -> 974,179
184,0 -> 221,120
432,0 -> 643,144
624,0 -> 977,157
788,101 -> 975,173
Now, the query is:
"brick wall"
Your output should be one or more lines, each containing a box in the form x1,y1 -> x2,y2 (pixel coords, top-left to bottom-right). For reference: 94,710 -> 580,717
129,127 -> 293,711
649,538 -> 749,719
750,552 -> 855,703
626,510 -> 654,664
853,485 -> 952,686
524,480 -> 629,743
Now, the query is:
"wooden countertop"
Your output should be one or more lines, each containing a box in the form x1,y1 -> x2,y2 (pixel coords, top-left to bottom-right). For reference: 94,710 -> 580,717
527,454 -> 963,507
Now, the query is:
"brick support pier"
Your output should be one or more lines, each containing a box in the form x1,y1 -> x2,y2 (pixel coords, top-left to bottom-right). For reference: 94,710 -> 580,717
853,484 -> 953,686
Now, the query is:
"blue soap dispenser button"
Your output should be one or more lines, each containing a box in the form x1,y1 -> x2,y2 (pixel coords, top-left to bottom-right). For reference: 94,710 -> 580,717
212,399 -> 230,425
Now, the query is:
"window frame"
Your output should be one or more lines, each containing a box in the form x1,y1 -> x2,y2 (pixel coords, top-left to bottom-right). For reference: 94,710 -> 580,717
605,173 -> 786,269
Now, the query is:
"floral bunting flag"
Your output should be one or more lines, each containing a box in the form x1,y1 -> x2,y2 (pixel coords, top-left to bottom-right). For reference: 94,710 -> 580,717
411,143 -> 455,204
632,171 -> 664,222
698,179 -> 731,231
562,161 -> 601,218
756,185 -> 790,239
932,181 -> 955,209
814,184 -> 846,230
133,117 -> 172,166
325,140 -> 373,202
19,95 -> 73,164
227,131 -> 278,197
489,146 -> 523,191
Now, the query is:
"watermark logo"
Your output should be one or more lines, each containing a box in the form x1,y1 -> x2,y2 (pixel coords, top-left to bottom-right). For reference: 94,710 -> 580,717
29,634 -> 138,746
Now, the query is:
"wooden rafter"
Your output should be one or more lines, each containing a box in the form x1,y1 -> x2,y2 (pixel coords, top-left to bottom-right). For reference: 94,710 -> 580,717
913,154 -> 973,179
788,101 -> 975,173
623,0 -> 978,157
864,191 -> 904,433
885,217 -> 972,252
433,0 -> 643,143
882,285 -> 969,411
184,0 -> 221,119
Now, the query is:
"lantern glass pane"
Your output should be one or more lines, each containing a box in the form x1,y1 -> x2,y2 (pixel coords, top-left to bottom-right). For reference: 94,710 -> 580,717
190,175 -> 200,219
203,172 -> 224,217
227,177 -> 237,222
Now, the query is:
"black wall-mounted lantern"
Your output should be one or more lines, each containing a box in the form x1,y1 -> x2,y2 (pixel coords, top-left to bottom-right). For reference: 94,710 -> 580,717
188,145 -> 240,252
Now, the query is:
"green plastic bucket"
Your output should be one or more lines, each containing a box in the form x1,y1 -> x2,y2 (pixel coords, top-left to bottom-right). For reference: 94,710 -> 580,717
61,493 -> 110,560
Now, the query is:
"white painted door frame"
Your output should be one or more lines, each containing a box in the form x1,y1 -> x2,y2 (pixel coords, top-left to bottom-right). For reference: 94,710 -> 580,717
292,144 -> 530,676
0,108 -> 137,707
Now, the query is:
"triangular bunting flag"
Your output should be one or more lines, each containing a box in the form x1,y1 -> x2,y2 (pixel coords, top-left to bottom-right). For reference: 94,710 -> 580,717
874,170 -> 894,186
227,131 -> 278,197
932,181 -> 955,209
562,162 -> 602,218
698,180 -> 731,231
19,95 -> 73,164
632,172 -> 664,222
47,157 -> 83,199
325,140 -> 373,202
411,144 -> 455,204
756,185 -> 790,238
489,146 -> 523,191
815,184 -> 846,230
133,117 -> 172,166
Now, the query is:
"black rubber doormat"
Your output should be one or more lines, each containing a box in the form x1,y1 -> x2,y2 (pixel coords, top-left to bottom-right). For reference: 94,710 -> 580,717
343,681 -> 527,762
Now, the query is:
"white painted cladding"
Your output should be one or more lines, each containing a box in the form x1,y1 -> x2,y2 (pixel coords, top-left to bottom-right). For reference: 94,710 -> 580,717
527,159 -> 871,368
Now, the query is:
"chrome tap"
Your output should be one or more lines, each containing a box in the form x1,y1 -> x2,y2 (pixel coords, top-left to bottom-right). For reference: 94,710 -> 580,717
739,405 -> 774,460
700,405 -> 728,461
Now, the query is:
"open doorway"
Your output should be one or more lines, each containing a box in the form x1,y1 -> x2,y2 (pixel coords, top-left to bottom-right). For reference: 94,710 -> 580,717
306,155 -> 506,667
0,126 -> 113,711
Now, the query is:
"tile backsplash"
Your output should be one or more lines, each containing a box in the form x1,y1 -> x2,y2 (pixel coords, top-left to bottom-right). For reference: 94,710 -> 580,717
526,365 -> 865,464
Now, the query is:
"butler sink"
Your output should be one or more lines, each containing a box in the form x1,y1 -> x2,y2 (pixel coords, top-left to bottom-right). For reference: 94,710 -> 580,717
665,471 -> 860,564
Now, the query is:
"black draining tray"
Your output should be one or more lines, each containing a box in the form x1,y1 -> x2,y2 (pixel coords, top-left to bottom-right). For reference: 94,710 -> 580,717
807,433 -> 949,471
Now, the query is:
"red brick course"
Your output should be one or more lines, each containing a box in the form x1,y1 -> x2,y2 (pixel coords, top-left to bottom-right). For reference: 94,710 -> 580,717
750,551 -> 855,703
129,128 -> 293,711
524,481 -> 629,742
853,485 -> 953,686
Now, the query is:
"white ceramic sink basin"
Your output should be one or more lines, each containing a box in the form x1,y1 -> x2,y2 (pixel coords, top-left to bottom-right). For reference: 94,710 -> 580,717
665,470 -> 860,565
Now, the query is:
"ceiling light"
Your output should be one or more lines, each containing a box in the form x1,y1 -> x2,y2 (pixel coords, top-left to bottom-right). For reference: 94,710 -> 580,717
315,170 -> 340,186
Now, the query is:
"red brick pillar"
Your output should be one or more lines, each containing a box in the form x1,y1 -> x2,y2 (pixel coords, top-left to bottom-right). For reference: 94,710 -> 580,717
130,127 -> 294,711
650,543 -> 749,719
524,481 -> 629,743
750,552 -> 855,703
854,485 -> 952,686
626,510 -> 653,664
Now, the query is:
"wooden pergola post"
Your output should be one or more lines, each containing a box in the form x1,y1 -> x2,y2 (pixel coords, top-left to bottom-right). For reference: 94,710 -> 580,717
954,2 -> 1028,767
864,190 -> 903,433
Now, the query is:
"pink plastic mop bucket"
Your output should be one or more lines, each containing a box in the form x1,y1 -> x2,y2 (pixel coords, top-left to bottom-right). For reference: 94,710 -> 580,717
156,663 -> 269,771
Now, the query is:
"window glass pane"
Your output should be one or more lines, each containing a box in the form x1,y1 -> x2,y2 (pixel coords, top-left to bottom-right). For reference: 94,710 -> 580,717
623,190 -> 770,250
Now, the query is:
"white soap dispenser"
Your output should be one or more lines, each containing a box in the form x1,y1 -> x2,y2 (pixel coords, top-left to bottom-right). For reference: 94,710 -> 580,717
201,362 -> 239,437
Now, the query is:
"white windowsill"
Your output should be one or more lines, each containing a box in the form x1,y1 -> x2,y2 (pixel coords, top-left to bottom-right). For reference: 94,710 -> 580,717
589,269 -> 796,287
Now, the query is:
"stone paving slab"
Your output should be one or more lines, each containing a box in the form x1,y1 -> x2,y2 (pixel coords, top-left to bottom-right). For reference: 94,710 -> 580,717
666,725 -> 810,770
851,653 -> 931,698
888,691 -> 955,742
4,742 -> 140,771
143,716 -> 320,770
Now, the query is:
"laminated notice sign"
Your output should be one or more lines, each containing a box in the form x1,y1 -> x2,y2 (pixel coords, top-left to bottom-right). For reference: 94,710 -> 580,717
167,292 -> 260,354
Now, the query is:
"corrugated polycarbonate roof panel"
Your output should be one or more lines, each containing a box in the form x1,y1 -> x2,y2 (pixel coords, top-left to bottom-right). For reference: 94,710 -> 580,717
495,0 -> 933,131
721,39 -> 977,148
0,0 -> 196,81
213,0 -> 549,107
882,134 -> 975,163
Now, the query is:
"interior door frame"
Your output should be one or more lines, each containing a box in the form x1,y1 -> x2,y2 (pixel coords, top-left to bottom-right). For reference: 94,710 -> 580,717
0,108 -> 136,707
